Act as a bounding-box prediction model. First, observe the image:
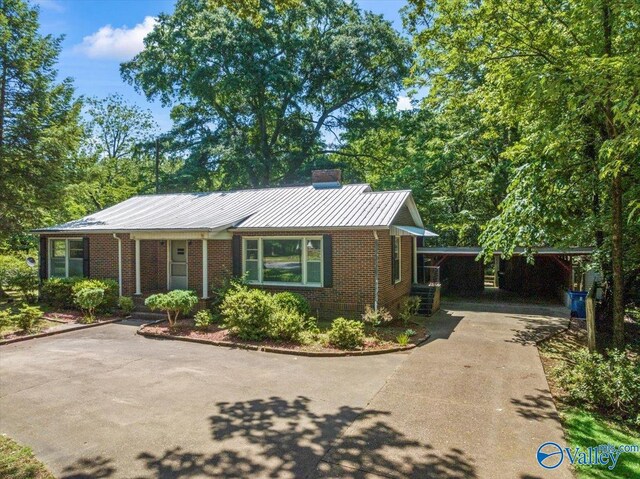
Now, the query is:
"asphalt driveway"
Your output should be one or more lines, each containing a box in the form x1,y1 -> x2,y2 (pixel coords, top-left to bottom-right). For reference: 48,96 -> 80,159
0,300 -> 572,479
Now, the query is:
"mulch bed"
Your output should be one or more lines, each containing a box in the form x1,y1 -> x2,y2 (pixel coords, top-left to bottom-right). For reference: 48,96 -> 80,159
139,319 -> 430,357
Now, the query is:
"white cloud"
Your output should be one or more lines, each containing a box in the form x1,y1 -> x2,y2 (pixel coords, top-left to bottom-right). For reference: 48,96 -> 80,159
34,0 -> 64,12
74,16 -> 157,60
396,96 -> 413,111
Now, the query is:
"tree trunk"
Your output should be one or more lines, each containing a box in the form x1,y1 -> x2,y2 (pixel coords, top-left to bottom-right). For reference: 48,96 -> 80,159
611,171 -> 624,347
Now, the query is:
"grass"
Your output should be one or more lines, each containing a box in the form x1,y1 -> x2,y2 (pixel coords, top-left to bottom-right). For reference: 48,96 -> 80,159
0,435 -> 54,479
561,408 -> 640,479
538,325 -> 640,479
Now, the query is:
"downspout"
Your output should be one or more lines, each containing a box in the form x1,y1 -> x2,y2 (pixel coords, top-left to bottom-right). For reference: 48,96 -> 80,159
113,234 -> 122,297
373,231 -> 379,311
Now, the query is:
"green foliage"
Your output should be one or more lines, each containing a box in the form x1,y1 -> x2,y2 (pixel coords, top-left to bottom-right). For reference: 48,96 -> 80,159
220,287 -> 275,340
118,296 -> 134,314
398,296 -> 421,326
0,435 -> 56,479
121,0 -> 411,188
74,287 -> 104,323
0,309 -> 13,328
267,308 -> 306,342
209,273 -> 248,317
194,309 -> 214,329
328,317 -> 365,350
41,278 -> 78,309
361,305 -> 393,329
396,333 -> 410,346
0,0 -> 82,239
14,304 -> 43,332
405,329 -> 417,337
0,255 -> 38,303
72,279 -> 118,312
145,290 -> 199,326
554,349 -> 640,426
272,292 -> 310,318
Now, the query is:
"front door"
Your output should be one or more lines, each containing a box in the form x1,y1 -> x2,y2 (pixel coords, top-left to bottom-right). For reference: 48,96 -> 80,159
169,240 -> 187,290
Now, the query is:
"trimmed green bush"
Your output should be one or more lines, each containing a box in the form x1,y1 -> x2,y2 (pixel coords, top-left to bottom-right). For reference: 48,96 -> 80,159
41,278 -> 78,308
273,292 -> 310,318
14,304 -> 43,332
194,309 -> 214,329
74,287 -> 104,323
267,308 -> 306,341
72,279 -> 118,312
328,317 -> 365,350
118,296 -> 134,314
396,332 -> 410,346
145,290 -> 199,326
220,287 -> 275,340
554,349 -> 640,426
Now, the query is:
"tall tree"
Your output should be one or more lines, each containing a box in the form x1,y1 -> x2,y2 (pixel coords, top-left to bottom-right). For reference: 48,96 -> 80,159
405,0 -> 640,346
0,0 -> 82,239
121,0 -> 411,188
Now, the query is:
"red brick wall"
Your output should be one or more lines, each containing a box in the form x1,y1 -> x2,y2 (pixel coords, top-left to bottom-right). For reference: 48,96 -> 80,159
40,230 -> 413,318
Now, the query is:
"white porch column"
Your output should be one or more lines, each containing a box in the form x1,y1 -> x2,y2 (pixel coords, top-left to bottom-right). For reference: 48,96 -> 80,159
202,239 -> 208,298
135,239 -> 141,295
413,236 -> 418,284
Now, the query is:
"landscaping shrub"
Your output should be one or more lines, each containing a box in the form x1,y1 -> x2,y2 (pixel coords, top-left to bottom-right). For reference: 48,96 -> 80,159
118,296 -> 134,314
398,296 -> 421,326
328,317 -> 365,350
0,309 -> 13,328
194,309 -> 214,329
267,308 -> 306,341
0,255 -> 27,296
145,290 -> 199,326
209,273 -> 248,317
14,304 -> 43,332
6,268 -> 38,303
220,287 -> 274,340
273,292 -> 310,318
361,305 -> 393,329
396,332 -> 410,346
41,278 -> 78,308
72,279 -> 118,312
554,348 -> 640,426
74,288 -> 104,323
405,328 -> 417,337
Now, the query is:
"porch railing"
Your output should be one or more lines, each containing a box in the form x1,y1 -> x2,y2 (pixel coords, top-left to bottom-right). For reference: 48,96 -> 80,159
416,265 -> 440,286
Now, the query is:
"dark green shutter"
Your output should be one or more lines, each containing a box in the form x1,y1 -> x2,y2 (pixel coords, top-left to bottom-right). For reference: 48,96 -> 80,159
391,236 -> 397,285
39,237 -> 48,281
322,234 -> 332,287
232,236 -> 242,276
82,237 -> 90,278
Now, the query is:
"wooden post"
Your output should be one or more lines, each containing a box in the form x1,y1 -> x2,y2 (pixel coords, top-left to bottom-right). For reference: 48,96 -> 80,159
586,282 -> 597,352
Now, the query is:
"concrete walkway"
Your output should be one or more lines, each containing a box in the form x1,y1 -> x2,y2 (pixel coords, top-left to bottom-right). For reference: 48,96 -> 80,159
0,302 -> 573,479
315,299 -> 573,479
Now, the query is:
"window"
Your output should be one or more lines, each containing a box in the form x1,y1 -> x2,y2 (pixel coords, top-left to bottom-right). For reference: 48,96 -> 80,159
393,235 -> 401,283
243,237 -> 322,286
49,238 -> 85,278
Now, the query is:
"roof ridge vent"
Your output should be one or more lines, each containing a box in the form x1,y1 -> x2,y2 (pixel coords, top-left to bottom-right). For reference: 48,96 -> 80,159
312,169 -> 342,189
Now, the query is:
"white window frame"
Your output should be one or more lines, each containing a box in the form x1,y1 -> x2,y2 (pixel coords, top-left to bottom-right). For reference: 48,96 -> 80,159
242,236 -> 323,287
48,238 -> 85,279
393,235 -> 401,284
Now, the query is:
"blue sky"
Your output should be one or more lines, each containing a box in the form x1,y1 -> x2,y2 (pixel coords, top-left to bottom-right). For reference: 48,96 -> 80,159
35,0 -> 410,132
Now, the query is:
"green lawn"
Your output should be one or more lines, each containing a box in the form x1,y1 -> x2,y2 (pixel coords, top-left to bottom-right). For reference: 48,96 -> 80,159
561,407 -> 640,479
0,435 -> 54,479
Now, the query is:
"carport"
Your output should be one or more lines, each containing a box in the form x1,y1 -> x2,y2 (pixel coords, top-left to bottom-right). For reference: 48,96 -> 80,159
417,246 -> 594,301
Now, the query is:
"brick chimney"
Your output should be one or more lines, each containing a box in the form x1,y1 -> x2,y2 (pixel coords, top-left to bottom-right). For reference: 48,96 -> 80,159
311,169 -> 342,188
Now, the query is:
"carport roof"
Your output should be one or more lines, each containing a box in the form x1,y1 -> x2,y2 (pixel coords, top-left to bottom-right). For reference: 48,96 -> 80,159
418,247 -> 594,256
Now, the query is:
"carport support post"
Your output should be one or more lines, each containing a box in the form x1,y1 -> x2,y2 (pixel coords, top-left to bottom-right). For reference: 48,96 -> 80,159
413,236 -> 418,284
202,239 -> 208,299
135,239 -> 141,295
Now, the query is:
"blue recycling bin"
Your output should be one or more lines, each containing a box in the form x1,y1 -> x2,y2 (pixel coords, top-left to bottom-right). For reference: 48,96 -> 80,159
568,291 -> 587,319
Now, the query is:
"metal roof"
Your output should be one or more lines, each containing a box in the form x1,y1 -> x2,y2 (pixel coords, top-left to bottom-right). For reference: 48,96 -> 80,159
417,247 -> 594,256
390,225 -> 438,237
35,184 -> 425,233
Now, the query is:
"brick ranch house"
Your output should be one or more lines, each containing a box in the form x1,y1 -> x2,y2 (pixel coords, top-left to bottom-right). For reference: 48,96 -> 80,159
34,170 -> 438,318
